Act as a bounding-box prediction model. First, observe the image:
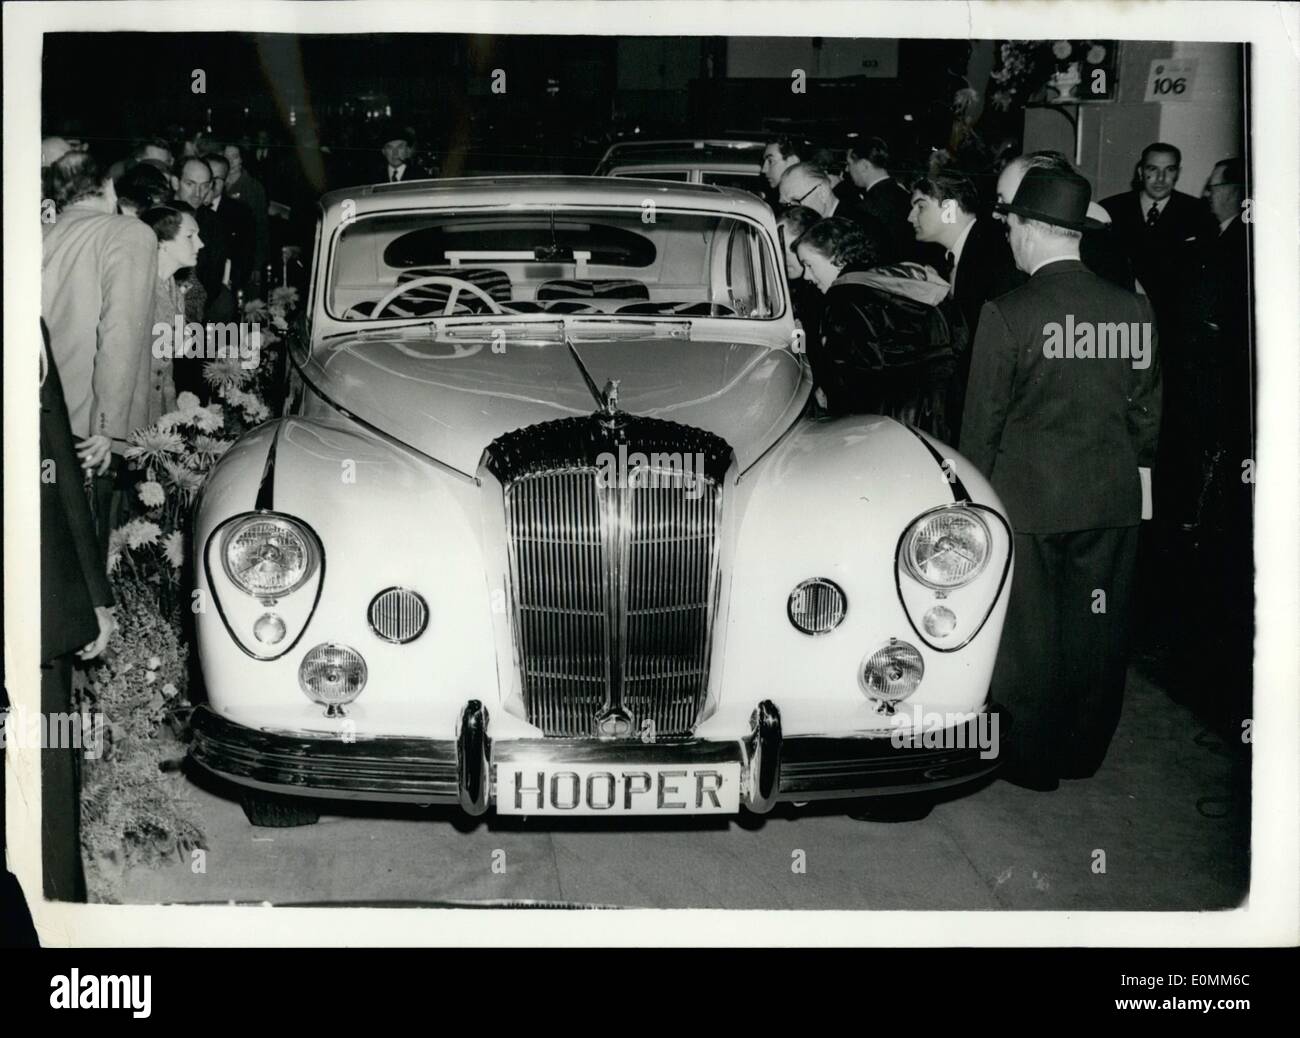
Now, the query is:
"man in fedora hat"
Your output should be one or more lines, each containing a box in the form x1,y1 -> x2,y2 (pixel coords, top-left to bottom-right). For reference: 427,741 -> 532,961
960,165 -> 1162,790
372,121 -> 437,185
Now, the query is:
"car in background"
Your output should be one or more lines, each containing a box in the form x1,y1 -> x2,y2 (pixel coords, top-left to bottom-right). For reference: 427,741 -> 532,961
188,175 -> 1013,826
593,138 -> 768,197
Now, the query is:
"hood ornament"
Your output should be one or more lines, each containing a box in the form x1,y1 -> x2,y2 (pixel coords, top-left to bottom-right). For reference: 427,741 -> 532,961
599,378 -> 621,417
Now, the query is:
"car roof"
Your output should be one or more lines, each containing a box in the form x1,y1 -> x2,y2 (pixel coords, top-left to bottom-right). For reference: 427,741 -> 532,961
318,175 -> 776,224
596,139 -> 765,170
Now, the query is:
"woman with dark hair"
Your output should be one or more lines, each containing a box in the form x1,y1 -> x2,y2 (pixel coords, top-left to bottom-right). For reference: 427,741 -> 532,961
794,216 -> 960,439
139,204 -> 205,423
776,204 -> 825,353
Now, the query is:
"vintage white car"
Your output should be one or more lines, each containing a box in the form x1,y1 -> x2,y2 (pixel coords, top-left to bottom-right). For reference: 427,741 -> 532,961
188,175 -> 1013,826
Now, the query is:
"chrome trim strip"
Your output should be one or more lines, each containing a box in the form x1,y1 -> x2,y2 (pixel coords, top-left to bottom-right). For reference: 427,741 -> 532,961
901,423 -> 971,503
254,421 -> 283,511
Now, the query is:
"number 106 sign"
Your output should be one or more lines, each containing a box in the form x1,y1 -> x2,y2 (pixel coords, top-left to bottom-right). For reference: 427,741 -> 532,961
1145,59 -> 1197,102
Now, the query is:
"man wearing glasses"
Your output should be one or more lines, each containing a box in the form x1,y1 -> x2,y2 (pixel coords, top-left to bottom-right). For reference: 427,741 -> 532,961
777,162 -> 894,260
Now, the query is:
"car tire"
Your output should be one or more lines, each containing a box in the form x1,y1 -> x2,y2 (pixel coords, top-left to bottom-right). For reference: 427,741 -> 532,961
239,790 -> 321,827
847,796 -> 934,822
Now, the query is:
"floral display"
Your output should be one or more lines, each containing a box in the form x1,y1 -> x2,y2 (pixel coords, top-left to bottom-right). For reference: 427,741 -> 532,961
989,40 -> 1115,110
77,289 -> 299,901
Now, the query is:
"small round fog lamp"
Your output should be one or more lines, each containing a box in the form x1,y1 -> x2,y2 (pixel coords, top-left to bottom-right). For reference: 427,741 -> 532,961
859,640 -> 925,702
254,613 -> 287,645
299,643 -> 367,706
922,605 -> 958,639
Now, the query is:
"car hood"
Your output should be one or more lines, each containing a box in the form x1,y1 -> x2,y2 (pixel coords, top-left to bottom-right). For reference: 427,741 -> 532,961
304,331 -> 809,476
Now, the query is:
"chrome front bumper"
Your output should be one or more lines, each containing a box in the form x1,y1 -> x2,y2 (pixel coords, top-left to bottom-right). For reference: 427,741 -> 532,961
189,700 -> 1005,814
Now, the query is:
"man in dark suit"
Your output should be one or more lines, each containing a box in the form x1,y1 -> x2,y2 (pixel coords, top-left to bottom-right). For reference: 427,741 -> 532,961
777,162 -> 893,258
1193,158 -> 1252,525
222,141 -> 269,292
847,135 -> 933,265
371,122 -> 437,185
908,170 -> 1025,440
203,153 -> 256,294
1101,143 -> 1217,525
41,323 -> 116,900
961,166 -> 1161,790
1100,142 -> 1217,307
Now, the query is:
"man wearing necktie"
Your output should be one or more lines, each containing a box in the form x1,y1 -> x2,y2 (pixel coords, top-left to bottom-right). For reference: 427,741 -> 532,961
909,170 -> 1025,441
374,122 -> 436,186
1101,142 -> 1218,526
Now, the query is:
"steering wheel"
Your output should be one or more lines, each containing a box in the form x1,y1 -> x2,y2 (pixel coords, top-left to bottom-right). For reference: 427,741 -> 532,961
371,275 -> 505,318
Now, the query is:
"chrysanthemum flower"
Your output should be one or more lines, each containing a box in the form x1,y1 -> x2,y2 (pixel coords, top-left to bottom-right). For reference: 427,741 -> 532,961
161,458 -> 206,499
163,531 -> 185,569
241,397 -> 271,424
204,356 -> 249,391
192,405 -> 225,433
124,426 -> 185,465
120,518 -> 162,549
137,480 -> 166,508
192,435 -> 234,461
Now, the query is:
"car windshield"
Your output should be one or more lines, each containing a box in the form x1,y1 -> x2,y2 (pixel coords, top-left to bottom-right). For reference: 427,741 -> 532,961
327,207 -> 783,322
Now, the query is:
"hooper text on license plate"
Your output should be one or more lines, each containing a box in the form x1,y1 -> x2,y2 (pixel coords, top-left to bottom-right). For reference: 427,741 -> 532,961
496,762 -> 742,815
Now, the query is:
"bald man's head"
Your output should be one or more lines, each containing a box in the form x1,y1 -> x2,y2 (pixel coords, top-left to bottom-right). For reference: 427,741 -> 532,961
777,162 -> 835,216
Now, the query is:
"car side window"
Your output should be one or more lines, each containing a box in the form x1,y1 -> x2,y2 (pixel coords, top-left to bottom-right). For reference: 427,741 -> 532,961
723,221 -> 776,319
701,171 -> 766,197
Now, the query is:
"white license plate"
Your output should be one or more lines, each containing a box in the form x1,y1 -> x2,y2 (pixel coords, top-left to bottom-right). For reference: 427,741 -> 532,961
496,762 -> 741,815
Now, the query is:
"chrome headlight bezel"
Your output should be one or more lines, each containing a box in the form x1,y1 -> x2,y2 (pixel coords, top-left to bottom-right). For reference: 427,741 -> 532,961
220,514 -> 321,600
901,506 -> 992,591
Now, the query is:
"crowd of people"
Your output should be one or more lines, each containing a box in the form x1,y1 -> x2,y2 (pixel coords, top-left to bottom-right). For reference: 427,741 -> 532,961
766,132 -> 1251,789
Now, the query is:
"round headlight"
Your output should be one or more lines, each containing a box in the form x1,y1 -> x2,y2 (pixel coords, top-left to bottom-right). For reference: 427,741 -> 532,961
903,508 -> 990,589
787,578 -> 847,635
299,643 -> 367,706
860,640 -> 924,702
222,516 -> 318,598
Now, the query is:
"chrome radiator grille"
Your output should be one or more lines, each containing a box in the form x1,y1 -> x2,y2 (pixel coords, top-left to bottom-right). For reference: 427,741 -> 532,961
490,415 -> 732,740
507,471 -> 608,736
505,468 -> 723,737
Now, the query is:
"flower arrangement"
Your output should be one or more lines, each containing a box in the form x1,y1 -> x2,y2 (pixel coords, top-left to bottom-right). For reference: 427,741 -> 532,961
78,290 -> 302,898
989,40 -> 1115,110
